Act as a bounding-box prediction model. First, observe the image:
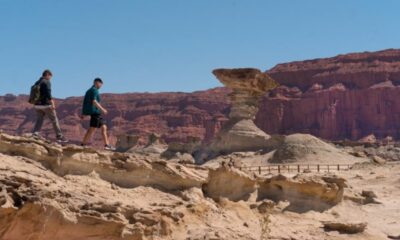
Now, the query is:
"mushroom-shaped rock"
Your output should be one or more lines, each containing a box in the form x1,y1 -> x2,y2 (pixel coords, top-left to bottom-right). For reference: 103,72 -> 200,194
199,68 -> 278,161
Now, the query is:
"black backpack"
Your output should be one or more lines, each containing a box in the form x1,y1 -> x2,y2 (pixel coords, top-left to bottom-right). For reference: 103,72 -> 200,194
28,80 -> 41,104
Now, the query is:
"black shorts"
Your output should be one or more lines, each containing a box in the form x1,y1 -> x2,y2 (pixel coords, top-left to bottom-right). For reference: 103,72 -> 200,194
90,114 -> 104,128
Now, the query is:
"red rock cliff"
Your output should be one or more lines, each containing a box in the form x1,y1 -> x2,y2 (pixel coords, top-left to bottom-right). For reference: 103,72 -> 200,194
0,89 -> 230,144
258,48 -> 400,140
2,49 -> 400,143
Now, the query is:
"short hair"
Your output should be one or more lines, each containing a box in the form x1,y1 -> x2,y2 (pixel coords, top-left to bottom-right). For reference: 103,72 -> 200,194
94,78 -> 103,84
42,69 -> 53,77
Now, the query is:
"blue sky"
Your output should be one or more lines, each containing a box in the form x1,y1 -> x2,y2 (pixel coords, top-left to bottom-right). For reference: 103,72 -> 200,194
0,0 -> 399,98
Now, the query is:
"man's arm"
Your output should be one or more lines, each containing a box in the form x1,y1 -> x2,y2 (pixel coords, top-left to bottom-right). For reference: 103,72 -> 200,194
93,100 -> 108,114
51,99 -> 56,110
48,84 -> 56,109
43,81 -> 55,109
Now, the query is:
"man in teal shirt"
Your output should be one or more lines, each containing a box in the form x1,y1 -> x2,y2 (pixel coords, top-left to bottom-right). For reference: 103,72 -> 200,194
81,78 -> 115,150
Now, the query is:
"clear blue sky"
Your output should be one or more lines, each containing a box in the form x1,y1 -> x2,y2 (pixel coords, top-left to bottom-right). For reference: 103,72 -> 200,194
0,0 -> 399,98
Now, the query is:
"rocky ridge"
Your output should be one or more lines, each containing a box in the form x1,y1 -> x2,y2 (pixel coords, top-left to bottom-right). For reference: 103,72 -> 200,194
0,133 -> 352,240
1,132 -> 399,239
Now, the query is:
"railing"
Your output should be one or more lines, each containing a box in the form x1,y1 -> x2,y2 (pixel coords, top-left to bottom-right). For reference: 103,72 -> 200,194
239,161 -> 400,174
239,164 -> 352,174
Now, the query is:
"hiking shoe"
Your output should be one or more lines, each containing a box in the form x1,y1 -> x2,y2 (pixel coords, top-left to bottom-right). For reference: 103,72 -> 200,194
32,132 -> 41,138
104,144 -> 116,151
56,136 -> 69,144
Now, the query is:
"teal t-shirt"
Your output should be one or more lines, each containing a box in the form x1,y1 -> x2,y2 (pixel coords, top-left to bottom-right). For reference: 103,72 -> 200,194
82,86 -> 101,115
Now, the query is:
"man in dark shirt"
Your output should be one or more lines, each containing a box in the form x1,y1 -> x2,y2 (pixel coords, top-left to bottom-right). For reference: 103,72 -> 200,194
81,78 -> 115,150
32,70 -> 68,143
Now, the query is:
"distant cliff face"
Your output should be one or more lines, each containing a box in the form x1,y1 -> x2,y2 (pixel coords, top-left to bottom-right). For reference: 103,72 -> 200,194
0,88 -> 230,144
2,49 -> 400,143
259,49 -> 400,140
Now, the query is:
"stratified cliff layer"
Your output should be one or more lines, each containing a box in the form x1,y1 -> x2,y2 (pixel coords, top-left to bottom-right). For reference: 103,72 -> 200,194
0,88 -> 230,144
3,49 -> 400,142
260,48 -> 400,140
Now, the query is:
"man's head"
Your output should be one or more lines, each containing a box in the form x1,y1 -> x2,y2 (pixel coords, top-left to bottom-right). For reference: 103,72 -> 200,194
42,69 -> 53,80
94,78 -> 103,89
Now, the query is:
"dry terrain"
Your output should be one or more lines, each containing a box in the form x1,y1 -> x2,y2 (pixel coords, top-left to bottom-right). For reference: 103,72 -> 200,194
1,132 -> 399,240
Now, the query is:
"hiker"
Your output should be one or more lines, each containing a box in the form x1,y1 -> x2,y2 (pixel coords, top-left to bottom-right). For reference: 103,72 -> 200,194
81,78 -> 116,150
30,70 -> 68,143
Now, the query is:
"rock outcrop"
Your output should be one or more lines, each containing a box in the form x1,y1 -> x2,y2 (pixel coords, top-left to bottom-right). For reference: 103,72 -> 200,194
271,134 -> 361,164
0,133 -> 207,191
0,132 -> 347,206
202,68 -> 278,159
1,132 -> 398,239
258,174 -> 345,212
323,222 -> 367,234
0,154 -> 264,240
115,134 -> 139,152
259,49 -> 400,140
204,165 -> 258,202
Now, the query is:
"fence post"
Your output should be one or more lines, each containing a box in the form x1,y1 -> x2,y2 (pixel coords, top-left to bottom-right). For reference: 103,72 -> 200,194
258,166 -> 261,175
337,165 -> 340,171
317,165 -> 320,172
327,165 -> 330,173
297,165 -> 300,173
278,165 -> 281,174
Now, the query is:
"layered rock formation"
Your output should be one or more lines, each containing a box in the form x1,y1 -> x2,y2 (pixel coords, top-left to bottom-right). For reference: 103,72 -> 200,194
1,133 -> 400,239
204,68 -> 278,157
259,49 -> 400,140
0,133 -> 353,239
3,49 -> 400,143
0,88 -> 230,145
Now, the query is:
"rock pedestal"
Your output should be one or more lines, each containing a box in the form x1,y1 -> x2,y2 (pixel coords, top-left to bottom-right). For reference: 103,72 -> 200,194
214,68 -> 278,121
204,68 -> 278,159
116,134 -> 139,152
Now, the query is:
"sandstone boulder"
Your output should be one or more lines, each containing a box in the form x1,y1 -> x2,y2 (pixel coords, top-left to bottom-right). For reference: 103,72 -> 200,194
271,134 -> 362,164
204,165 -> 257,202
359,134 -> 377,144
372,155 -> 386,164
127,133 -> 168,155
115,134 -> 139,152
258,174 -> 345,212
323,221 -> 367,234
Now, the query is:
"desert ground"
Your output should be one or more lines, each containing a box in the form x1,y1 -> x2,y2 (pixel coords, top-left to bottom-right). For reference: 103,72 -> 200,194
0,131 -> 399,240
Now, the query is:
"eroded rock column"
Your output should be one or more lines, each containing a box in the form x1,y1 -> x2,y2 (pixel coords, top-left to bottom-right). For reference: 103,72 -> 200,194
204,68 -> 278,159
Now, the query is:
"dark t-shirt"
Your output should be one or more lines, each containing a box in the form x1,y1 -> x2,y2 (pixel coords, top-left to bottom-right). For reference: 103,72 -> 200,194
34,78 -> 53,106
82,86 -> 101,115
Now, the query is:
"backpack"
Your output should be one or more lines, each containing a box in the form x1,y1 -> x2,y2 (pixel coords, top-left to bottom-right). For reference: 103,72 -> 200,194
28,80 -> 41,104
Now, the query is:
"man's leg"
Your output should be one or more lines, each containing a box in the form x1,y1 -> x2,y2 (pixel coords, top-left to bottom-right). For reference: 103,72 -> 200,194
101,125 -> 110,146
32,109 -> 45,134
45,108 -> 64,139
82,127 -> 96,145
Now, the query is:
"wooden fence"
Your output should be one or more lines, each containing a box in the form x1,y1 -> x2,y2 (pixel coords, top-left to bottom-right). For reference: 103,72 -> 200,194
239,164 -> 352,174
239,162 -> 400,174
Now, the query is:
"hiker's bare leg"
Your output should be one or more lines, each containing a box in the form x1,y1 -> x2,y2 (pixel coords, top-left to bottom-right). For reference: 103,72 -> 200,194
82,127 -> 96,145
101,125 -> 109,146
